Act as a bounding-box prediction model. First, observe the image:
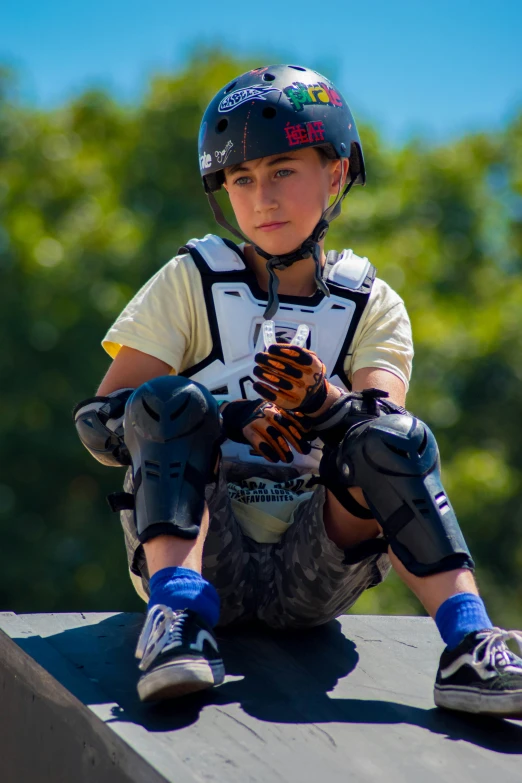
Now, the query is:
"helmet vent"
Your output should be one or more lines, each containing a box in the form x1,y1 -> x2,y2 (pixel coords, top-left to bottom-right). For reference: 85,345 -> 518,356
262,107 -> 277,119
262,72 -> 276,81
224,80 -> 237,94
216,118 -> 229,133
289,65 -> 306,71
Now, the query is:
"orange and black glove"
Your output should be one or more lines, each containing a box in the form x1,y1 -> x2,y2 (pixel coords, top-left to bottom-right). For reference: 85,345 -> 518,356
221,399 -> 311,464
253,344 -> 329,414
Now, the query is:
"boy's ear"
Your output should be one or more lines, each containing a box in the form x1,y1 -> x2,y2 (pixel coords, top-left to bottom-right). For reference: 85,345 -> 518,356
330,158 -> 350,194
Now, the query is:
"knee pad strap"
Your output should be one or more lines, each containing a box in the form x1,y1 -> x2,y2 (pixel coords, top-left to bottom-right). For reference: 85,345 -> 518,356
318,447 -> 374,519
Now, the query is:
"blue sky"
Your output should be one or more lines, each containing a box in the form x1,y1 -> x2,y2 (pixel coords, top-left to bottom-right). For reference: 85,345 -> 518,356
2,0 -> 521,146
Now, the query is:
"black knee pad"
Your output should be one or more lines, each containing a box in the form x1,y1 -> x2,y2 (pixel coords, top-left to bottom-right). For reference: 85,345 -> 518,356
123,375 -> 222,544
337,413 -> 474,577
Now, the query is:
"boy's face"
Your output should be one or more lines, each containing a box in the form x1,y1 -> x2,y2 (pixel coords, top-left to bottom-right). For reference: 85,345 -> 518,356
223,148 -> 345,256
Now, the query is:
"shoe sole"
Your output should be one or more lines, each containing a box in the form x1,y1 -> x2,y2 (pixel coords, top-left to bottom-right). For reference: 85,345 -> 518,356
434,684 -> 522,718
138,657 -> 225,703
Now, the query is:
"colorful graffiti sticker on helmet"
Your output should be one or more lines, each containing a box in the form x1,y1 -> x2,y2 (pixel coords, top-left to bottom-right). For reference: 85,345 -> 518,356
218,84 -> 281,113
284,121 -> 325,147
215,140 -> 233,165
284,82 -> 343,112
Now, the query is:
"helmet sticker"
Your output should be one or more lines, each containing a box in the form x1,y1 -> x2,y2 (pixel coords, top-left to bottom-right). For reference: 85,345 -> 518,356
284,120 -> 325,147
199,151 -> 212,170
218,84 -> 281,113
215,140 -> 234,165
284,81 -> 343,112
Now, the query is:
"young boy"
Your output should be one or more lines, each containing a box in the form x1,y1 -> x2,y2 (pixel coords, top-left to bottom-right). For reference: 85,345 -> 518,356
74,64 -> 522,716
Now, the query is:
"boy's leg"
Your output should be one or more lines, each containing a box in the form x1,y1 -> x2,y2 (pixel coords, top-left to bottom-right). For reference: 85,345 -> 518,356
121,375 -> 227,701
122,465 -> 257,626
322,414 -> 522,718
322,486 -> 480,617
144,521 -> 209,576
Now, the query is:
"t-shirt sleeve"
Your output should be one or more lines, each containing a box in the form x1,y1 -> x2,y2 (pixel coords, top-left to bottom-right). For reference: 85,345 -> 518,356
344,278 -> 414,390
102,253 -> 212,373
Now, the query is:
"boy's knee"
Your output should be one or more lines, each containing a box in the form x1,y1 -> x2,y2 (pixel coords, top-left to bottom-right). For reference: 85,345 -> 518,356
339,413 -> 474,576
125,375 -> 221,443
124,376 -> 222,544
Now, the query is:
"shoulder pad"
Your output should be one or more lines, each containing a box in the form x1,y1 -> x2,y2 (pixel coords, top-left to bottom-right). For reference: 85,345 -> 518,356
326,249 -> 372,290
183,234 -> 245,272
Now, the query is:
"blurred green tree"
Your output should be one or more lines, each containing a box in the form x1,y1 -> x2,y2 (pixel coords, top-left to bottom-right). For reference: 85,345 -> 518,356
0,52 -> 520,625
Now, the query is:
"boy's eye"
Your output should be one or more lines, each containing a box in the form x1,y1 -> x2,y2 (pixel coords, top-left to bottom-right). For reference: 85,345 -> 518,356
232,169 -> 293,186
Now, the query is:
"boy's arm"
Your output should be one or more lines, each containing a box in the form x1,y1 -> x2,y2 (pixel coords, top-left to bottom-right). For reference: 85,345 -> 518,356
96,346 -> 172,396
351,367 -> 406,407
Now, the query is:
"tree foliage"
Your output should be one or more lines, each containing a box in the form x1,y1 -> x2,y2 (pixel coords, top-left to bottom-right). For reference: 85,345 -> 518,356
1,54 -> 521,625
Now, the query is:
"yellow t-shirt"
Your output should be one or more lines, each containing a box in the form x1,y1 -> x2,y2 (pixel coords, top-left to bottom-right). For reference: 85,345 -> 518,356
103,248 -> 414,543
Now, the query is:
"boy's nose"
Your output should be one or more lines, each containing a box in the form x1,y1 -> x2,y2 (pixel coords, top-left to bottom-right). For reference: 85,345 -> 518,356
254,182 -> 278,211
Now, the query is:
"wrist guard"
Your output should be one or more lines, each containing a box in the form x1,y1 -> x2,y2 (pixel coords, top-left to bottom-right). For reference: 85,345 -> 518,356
302,388 -> 407,449
221,399 -> 311,463
220,399 -> 260,444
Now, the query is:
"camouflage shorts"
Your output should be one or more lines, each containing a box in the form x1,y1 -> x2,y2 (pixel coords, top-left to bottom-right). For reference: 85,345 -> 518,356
120,466 -> 391,630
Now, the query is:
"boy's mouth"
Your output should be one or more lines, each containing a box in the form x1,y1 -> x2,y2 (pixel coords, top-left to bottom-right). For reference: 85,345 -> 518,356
256,221 -> 289,232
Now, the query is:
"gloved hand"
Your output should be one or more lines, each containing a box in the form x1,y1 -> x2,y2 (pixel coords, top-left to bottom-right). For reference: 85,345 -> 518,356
253,344 -> 329,414
221,399 -> 311,464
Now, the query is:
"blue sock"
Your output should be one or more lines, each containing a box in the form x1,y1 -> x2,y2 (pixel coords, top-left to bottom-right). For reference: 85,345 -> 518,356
148,566 -> 220,628
435,593 -> 493,649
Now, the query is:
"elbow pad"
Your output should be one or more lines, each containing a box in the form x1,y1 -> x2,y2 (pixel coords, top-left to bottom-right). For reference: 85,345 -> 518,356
73,388 -> 134,467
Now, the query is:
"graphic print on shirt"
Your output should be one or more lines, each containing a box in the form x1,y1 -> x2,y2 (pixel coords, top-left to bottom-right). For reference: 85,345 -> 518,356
228,475 -> 316,506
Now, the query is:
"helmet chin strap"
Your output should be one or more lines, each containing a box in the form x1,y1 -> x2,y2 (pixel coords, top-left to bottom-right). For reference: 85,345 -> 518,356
257,221 -> 329,319
207,175 -> 355,319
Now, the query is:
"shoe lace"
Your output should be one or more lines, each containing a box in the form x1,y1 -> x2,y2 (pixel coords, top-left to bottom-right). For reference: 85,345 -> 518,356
473,628 -> 522,670
135,604 -> 188,671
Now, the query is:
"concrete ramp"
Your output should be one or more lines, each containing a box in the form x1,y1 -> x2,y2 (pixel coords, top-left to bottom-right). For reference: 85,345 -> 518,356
0,612 -> 521,782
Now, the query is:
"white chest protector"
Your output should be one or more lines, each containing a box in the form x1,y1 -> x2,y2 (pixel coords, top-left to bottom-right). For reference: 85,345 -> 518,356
179,234 -> 376,473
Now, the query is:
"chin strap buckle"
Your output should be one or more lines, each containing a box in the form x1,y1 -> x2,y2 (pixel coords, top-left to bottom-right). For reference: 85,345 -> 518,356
311,219 -> 330,243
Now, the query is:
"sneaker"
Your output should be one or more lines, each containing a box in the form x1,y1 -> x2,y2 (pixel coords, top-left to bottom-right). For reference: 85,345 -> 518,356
434,627 -> 522,717
135,604 -> 225,702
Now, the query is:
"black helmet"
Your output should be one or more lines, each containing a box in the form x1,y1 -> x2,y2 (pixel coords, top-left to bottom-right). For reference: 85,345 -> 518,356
198,64 -> 365,318
199,64 -> 365,192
